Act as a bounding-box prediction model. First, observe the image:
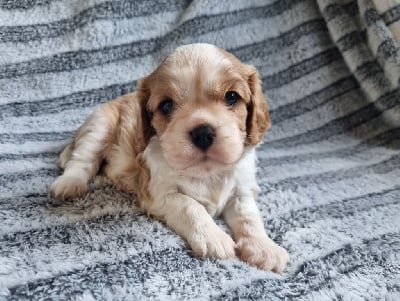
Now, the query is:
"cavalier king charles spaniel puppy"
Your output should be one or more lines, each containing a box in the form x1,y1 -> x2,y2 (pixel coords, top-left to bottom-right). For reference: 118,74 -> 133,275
50,43 -> 289,272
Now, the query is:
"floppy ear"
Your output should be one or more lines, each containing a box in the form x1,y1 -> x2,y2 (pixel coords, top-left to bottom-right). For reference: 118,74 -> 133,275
246,68 -> 271,146
136,76 -> 155,145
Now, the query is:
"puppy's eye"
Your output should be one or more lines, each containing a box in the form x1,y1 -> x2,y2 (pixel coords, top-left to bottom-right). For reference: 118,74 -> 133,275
159,99 -> 174,116
225,91 -> 240,106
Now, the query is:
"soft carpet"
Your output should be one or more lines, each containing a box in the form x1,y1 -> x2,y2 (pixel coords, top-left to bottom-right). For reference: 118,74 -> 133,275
0,0 -> 400,300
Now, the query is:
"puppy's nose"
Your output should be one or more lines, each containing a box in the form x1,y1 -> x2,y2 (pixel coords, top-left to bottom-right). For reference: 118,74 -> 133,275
190,125 -> 215,150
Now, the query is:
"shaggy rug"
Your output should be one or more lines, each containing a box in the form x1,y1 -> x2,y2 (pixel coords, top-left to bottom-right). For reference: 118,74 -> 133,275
1,0 -> 400,300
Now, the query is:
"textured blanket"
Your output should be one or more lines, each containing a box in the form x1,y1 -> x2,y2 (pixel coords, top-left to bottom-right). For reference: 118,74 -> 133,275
1,0 -> 400,300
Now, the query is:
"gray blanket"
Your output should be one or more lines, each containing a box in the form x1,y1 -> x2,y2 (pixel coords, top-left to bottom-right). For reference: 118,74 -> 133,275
1,0 -> 400,300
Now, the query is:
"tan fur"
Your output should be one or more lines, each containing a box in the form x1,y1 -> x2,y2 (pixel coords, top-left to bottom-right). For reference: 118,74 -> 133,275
50,44 -> 288,272
246,71 -> 271,145
50,93 -> 153,207
218,48 -> 271,145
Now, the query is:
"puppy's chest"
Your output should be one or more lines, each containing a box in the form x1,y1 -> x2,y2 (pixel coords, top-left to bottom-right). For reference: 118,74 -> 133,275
178,176 -> 236,216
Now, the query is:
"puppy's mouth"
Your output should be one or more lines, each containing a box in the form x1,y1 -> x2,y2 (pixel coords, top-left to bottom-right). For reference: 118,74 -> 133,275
194,153 -> 224,167
160,123 -> 245,174
178,155 -> 230,176
197,148 -> 234,164
178,144 -> 241,172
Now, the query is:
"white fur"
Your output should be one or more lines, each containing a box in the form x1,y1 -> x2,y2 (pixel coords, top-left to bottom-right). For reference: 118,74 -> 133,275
168,44 -> 230,91
143,137 -> 289,271
144,137 -> 257,217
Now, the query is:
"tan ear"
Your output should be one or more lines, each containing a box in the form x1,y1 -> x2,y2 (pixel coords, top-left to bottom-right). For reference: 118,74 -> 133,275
246,69 -> 271,145
137,76 -> 155,145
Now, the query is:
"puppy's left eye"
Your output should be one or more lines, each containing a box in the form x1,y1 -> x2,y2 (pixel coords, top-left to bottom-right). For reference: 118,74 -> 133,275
225,91 -> 240,106
159,99 -> 174,116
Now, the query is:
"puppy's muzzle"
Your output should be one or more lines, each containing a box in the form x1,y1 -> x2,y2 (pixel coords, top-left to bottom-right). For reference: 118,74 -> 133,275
190,125 -> 216,151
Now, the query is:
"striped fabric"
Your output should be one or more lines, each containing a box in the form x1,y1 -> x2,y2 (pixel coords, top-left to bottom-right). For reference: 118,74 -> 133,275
1,0 -> 400,300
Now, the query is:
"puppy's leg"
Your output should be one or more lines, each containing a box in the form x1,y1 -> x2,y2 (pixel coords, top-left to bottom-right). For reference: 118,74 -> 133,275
58,142 -> 73,169
150,193 -> 236,259
50,108 -> 111,200
103,149 -> 138,193
223,196 -> 289,272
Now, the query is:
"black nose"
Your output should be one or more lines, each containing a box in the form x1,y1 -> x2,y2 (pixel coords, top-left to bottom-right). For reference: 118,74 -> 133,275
190,125 -> 215,150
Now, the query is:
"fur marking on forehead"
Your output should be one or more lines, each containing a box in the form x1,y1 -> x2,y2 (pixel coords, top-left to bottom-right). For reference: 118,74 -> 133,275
160,44 -> 233,97
165,44 -> 231,72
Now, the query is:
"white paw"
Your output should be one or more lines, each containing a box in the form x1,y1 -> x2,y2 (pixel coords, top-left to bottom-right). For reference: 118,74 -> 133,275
236,235 -> 289,273
50,175 -> 88,200
188,225 -> 236,259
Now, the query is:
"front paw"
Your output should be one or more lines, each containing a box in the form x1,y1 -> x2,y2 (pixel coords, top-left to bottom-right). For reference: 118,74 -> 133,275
236,235 -> 289,273
50,175 -> 88,200
188,225 -> 236,260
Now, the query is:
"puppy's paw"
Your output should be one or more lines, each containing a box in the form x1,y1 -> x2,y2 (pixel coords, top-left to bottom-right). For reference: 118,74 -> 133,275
50,175 -> 88,200
188,225 -> 236,260
236,235 -> 289,273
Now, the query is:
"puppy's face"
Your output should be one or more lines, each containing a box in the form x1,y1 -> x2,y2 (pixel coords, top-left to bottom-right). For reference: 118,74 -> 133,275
139,44 -> 270,176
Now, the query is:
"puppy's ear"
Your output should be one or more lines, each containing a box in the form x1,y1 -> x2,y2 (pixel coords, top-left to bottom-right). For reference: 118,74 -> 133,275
246,67 -> 271,145
137,76 -> 155,145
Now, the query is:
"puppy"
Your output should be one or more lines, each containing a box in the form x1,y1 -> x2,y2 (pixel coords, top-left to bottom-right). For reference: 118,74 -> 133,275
50,43 -> 289,272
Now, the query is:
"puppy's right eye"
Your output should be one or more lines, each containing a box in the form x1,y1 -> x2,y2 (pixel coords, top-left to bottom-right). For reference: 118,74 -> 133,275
225,91 -> 240,107
159,99 -> 174,116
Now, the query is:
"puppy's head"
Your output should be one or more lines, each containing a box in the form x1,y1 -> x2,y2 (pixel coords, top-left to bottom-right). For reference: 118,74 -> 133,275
139,44 -> 270,176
